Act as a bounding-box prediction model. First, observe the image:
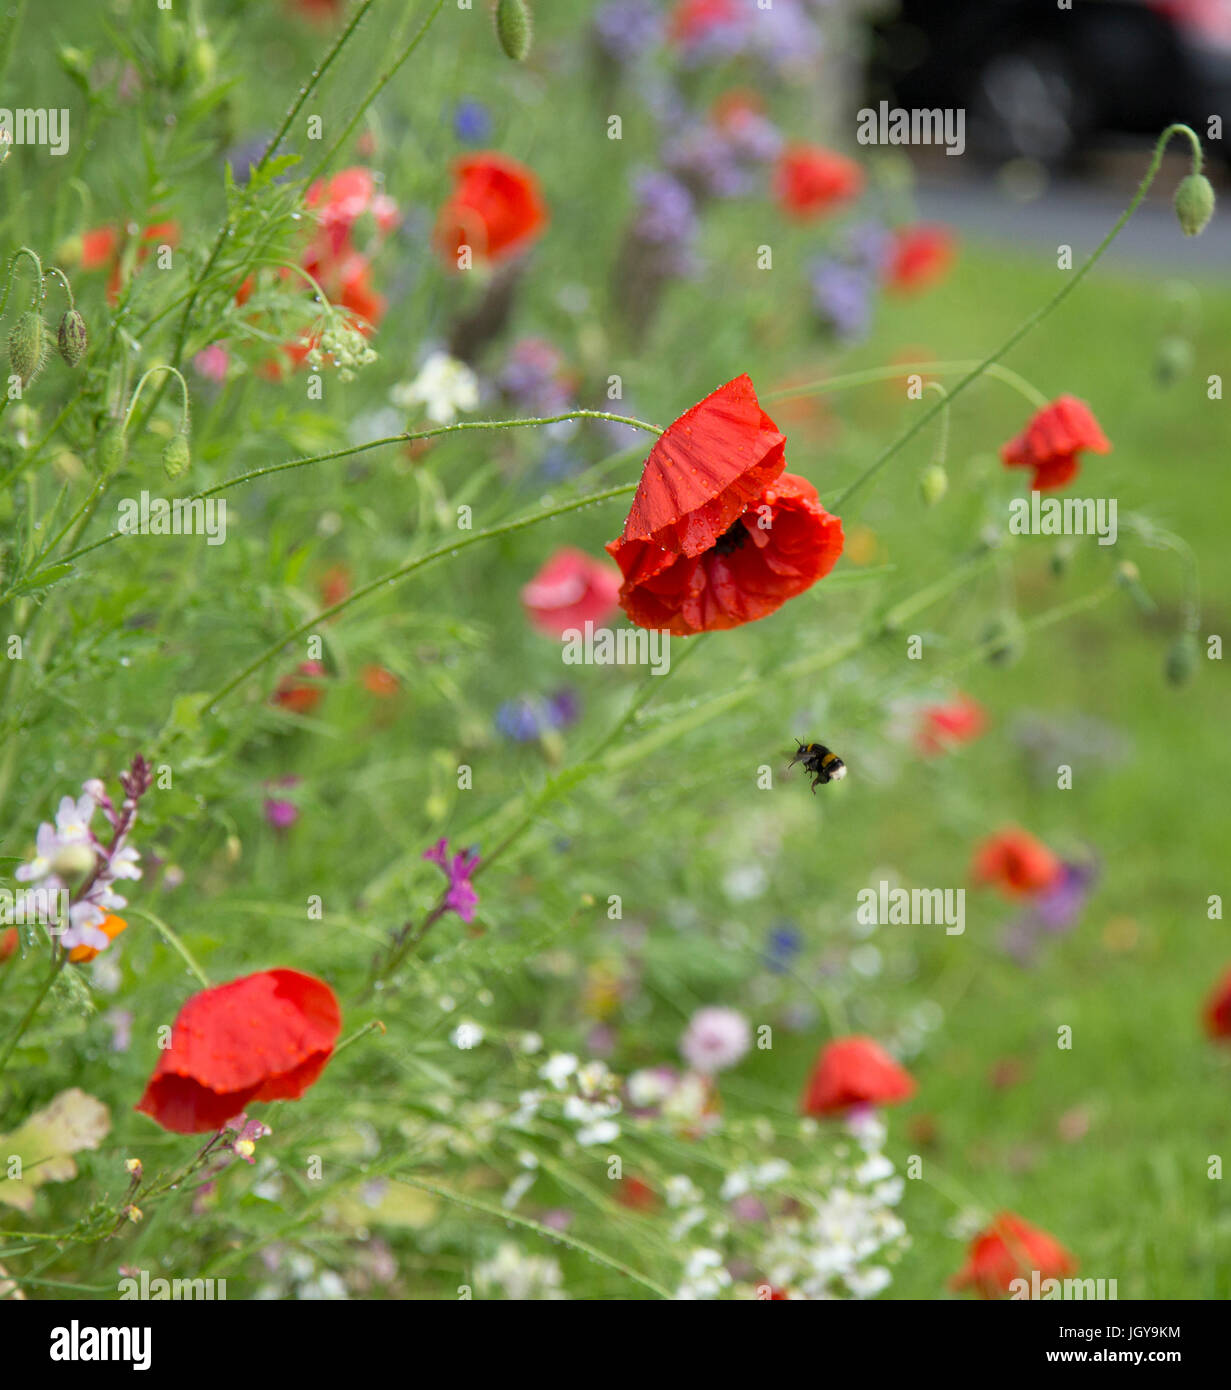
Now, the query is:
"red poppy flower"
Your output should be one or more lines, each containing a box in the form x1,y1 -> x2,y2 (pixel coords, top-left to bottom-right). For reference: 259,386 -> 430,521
616,1176 -> 658,1212
915,694 -> 987,755
972,828 -> 1062,897
361,664 -> 400,697
435,153 -> 548,267
1203,966 -> 1231,1040
521,547 -> 622,638
1001,396 -> 1111,492
669,0 -> 743,46
886,224 -> 955,294
773,145 -> 863,220
272,660 -> 327,715
610,472 -> 843,636
80,225 -> 120,271
136,969 -> 341,1134
951,1212 -> 1076,1298
306,166 -> 399,260
0,927 -> 17,963
800,1036 -> 916,1116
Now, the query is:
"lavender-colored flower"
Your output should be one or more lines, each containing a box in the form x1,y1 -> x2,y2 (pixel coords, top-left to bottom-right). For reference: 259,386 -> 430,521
495,698 -> 542,743
497,338 -> 574,417
105,1008 -> 133,1053
453,99 -> 491,144
764,919 -> 802,974
809,260 -> 875,343
748,0 -> 822,68
17,759 -> 150,956
593,0 -> 662,62
1003,858 -> 1099,965
423,838 -> 481,923
846,221 -> 894,277
224,1112 -> 273,1163
679,1005 -> 752,1074
544,688 -> 581,730
663,124 -> 749,199
673,5 -> 751,67
632,170 -> 697,247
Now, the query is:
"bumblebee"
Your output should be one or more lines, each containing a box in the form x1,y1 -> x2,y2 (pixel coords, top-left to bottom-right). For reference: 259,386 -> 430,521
789,740 -> 847,791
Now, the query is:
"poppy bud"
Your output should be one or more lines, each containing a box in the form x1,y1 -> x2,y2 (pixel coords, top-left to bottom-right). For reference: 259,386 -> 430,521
8,311 -> 46,387
98,425 -> 126,474
57,308 -> 88,367
495,0 -> 532,61
918,462 -> 948,506
1165,631 -> 1198,687
162,431 -> 190,479
1174,173 -> 1214,237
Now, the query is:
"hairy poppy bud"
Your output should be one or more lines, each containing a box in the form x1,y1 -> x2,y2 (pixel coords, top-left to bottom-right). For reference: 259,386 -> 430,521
98,424 -> 126,474
495,0 -> 532,61
8,311 -> 46,387
1165,631 -> 1198,687
162,431 -> 190,479
1174,173 -> 1214,237
918,462 -> 947,506
57,308 -> 88,367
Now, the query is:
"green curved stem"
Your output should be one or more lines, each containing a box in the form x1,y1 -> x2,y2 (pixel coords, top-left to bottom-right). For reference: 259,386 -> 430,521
830,123 -> 1204,512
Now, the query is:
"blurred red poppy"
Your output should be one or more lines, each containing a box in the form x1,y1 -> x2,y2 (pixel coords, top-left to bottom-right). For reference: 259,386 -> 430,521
1001,396 -> 1110,492
951,1212 -> 1075,1298
136,969 -> 341,1133
886,224 -> 955,294
521,547 -> 621,638
272,660 -> 327,715
800,1036 -> 916,1116
1203,966 -> 1231,1040
915,694 -> 987,755
773,145 -> 862,220
972,828 -> 1061,897
435,153 -> 548,266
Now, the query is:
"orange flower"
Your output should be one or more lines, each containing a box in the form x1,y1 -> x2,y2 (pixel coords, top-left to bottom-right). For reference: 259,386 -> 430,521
915,694 -> 987,755
886,224 -> 955,294
68,914 -> 128,964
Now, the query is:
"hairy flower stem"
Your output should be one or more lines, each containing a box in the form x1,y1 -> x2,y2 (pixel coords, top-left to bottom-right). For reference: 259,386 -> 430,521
831,122 -> 1205,513
0,952 -> 65,1083
132,0 -> 378,434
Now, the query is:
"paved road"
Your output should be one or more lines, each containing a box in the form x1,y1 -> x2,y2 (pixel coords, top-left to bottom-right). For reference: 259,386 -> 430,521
916,176 -> 1230,276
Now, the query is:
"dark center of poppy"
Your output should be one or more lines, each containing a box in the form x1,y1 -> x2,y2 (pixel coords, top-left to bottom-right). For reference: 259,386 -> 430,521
713,518 -> 748,556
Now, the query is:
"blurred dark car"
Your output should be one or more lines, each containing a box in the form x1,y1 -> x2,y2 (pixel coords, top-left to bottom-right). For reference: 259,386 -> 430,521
867,0 -> 1231,167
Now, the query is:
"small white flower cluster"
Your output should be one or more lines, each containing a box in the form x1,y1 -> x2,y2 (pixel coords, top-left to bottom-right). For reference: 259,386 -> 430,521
473,1242 -> 566,1301
391,351 -> 479,425
670,1121 -> 908,1300
522,1053 -> 622,1147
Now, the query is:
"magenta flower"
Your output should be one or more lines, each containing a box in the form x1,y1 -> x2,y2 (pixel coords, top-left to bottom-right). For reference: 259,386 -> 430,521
423,838 -> 481,923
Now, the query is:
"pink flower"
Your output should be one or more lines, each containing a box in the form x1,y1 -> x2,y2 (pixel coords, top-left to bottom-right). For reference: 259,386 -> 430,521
521,547 -> 621,638
423,839 -> 481,923
679,1006 -> 751,1073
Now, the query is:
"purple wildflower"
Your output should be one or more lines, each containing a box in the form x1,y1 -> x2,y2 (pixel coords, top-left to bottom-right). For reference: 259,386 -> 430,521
764,919 -> 802,974
593,0 -> 662,62
423,838 -> 481,923
1004,858 -> 1099,965
453,100 -> 491,144
497,338 -> 574,416
809,260 -> 875,342
663,124 -> 749,199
